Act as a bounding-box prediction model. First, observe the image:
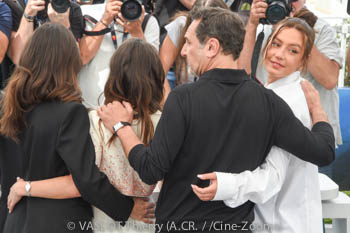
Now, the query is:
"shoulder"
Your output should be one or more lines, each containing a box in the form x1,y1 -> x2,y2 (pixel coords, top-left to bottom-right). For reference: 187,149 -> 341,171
0,2 -> 12,39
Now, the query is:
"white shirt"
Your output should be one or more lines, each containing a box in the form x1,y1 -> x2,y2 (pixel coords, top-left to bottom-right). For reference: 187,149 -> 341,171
78,4 -> 160,109
256,18 -> 343,145
214,72 -> 323,233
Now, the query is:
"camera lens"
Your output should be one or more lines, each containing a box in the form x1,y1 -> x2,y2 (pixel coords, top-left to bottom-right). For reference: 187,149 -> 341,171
266,2 -> 288,24
121,0 -> 142,21
51,0 -> 70,13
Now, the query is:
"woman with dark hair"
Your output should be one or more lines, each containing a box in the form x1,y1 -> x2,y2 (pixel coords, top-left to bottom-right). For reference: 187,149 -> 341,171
0,23 -> 142,233
7,37 -> 165,233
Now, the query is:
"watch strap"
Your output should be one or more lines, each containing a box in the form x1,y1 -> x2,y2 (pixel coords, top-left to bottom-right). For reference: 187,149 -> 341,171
113,121 -> 131,135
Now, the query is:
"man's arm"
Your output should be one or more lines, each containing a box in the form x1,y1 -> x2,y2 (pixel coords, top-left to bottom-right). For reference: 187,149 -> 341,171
274,80 -> 335,166
7,0 -> 45,64
98,91 -> 186,185
79,0 -> 121,65
237,0 -> 267,74
307,45 -> 339,90
306,21 -> 341,90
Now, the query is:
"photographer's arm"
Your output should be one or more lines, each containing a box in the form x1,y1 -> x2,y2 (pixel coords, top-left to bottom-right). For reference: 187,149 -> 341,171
79,0 -> 121,65
8,0 -> 45,64
237,0 -> 267,74
179,0 -> 195,10
0,31 -> 9,63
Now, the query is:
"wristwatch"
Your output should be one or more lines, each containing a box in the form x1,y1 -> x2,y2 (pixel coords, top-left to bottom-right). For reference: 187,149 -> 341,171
25,181 -> 31,197
113,121 -> 131,135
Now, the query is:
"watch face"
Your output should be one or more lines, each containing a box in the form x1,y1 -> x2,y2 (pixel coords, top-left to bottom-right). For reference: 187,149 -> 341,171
25,182 -> 30,192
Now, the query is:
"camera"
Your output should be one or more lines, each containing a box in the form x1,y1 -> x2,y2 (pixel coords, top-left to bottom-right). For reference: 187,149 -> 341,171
36,0 -> 71,21
260,0 -> 297,25
121,0 -> 143,21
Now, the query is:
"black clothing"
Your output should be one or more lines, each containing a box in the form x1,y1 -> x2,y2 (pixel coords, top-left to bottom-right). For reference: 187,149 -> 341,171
3,102 -> 133,233
0,136 -> 23,232
129,69 -> 335,232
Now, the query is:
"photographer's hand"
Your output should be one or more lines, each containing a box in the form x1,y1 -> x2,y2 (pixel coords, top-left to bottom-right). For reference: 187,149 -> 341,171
101,0 -> 122,25
116,6 -> 145,39
25,0 -> 46,17
47,3 -> 70,28
248,0 -> 268,26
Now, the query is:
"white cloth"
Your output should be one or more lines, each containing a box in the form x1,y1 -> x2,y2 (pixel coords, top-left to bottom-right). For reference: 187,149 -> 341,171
214,72 -> 323,233
164,15 -> 186,48
78,4 -> 160,109
89,110 -> 162,233
256,18 -> 343,145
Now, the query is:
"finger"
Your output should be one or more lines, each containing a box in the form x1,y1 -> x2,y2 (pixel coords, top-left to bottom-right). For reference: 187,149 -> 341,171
122,101 -> 133,113
197,172 -> 216,180
192,186 -> 206,200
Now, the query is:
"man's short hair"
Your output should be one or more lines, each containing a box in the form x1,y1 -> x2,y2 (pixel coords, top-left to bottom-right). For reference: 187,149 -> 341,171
190,7 -> 245,60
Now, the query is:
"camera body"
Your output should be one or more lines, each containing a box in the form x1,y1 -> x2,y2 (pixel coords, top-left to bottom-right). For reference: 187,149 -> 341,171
121,0 -> 142,21
36,0 -> 71,22
260,0 -> 295,25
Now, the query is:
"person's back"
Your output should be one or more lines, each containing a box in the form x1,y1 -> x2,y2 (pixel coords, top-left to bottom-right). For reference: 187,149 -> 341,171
155,69 -> 328,231
4,102 -> 94,233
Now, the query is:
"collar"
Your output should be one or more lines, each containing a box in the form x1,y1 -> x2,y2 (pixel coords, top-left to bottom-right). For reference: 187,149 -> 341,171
265,71 -> 301,90
199,68 -> 249,84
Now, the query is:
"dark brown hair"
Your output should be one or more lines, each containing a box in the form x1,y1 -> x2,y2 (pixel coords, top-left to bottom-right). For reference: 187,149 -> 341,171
0,23 -> 82,141
174,0 -> 229,85
104,38 -> 164,146
190,7 -> 245,59
262,17 -> 315,74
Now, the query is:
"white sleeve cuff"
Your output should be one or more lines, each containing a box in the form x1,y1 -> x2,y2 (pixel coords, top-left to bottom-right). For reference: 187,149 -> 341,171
212,172 -> 238,201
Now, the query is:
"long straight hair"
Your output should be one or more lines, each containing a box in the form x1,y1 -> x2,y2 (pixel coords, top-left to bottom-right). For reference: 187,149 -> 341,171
104,38 -> 164,145
0,23 -> 82,141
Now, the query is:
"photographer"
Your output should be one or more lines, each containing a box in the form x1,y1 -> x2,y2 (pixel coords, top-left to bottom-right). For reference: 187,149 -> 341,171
78,0 -> 159,108
238,0 -> 343,146
0,1 -> 11,63
7,0 -> 83,64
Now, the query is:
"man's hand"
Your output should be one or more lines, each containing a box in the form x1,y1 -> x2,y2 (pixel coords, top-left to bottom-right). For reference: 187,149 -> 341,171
48,4 -> 70,28
98,101 -> 134,133
191,173 -> 218,201
130,197 -> 155,224
116,6 -> 145,38
248,0 -> 268,26
25,0 -> 46,17
101,0 -> 122,25
301,80 -> 328,124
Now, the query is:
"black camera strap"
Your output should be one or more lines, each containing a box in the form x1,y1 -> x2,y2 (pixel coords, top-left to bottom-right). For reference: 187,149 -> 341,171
83,13 -> 152,50
251,26 -> 264,84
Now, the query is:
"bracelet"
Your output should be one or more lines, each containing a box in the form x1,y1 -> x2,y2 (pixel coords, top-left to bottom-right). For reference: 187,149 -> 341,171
99,20 -> 109,28
23,13 -> 35,22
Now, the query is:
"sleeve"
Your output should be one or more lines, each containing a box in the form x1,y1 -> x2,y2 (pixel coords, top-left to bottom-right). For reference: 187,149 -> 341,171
164,15 -> 186,47
213,146 -> 291,208
314,20 -> 343,68
56,103 -> 134,223
69,2 -> 84,41
129,91 -> 186,185
144,15 -> 160,51
0,2 -> 12,40
272,94 -> 335,167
